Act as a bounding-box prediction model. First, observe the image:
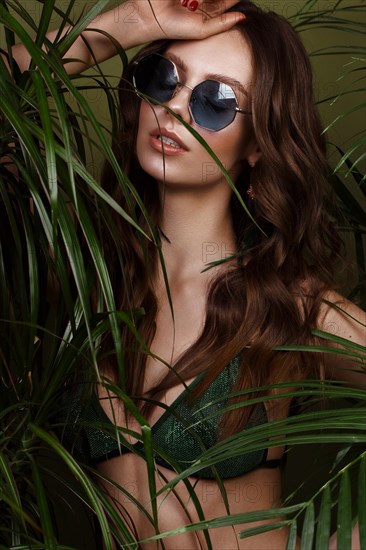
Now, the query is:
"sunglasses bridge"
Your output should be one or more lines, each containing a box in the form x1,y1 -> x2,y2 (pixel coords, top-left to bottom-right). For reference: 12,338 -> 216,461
171,80 -> 192,99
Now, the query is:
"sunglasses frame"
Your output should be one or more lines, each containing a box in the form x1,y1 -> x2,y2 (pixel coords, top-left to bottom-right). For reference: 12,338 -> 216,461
132,53 -> 251,132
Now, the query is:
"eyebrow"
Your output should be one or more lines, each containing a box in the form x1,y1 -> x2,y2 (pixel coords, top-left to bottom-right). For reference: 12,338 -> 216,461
166,52 -> 249,98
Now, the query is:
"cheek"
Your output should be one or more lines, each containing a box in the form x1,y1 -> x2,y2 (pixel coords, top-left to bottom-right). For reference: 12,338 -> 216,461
208,124 -> 247,168
135,102 -> 175,181
136,101 -> 153,143
136,102 -> 153,165
138,100 -> 154,127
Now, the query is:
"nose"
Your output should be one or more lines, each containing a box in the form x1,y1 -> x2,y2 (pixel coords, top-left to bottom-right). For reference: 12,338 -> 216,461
163,83 -> 193,127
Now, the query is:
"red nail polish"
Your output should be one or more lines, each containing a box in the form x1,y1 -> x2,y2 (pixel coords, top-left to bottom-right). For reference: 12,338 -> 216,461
188,0 -> 198,11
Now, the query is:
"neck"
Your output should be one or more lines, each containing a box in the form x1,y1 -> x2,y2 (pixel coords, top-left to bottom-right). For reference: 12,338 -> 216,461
158,184 -> 236,282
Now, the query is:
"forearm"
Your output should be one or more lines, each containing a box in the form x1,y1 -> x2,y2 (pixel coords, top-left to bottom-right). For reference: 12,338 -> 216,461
4,0 -> 245,75
8,2 -> 148,74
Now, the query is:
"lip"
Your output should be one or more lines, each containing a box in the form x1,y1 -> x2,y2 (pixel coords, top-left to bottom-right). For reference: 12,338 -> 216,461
149,127 -> 189,155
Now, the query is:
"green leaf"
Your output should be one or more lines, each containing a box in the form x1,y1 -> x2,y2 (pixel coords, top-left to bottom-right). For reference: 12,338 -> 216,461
140,505 -> 303,543
0,488 -> 41,533
315,485 -> 332,549
30,457 -> 58,549
29,424 -> 113,550
141,425 -> 159,534
286,521 -> 298,550
54,0 -> 109,59
0,452 -> 26,539
358,455 -> 366,548
239,521 -> 291,539
301,502 -> 315,550
337,470 -> 352,550
34,0 -> 56,53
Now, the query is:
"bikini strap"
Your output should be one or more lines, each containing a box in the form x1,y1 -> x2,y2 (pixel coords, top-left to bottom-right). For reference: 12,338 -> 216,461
262,458 -> 282,468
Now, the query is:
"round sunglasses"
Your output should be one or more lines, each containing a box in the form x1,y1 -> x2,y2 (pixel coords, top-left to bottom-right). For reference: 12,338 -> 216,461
132,53 -> 251,132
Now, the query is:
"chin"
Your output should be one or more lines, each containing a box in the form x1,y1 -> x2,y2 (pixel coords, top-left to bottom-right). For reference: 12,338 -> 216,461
137,153 -> 179,185
139,159 -> 168,183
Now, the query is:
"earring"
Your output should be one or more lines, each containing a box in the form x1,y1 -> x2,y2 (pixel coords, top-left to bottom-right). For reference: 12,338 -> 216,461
247,185 -> 255,200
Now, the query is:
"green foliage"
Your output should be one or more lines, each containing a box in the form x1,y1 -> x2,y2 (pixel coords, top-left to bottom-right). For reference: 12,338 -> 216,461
0,0 -> 365,548
288,0 -> 366,303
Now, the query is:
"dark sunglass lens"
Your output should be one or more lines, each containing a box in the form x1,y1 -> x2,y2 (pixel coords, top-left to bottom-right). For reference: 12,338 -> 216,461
134,55 -> 177,103
191,80 -> 237,131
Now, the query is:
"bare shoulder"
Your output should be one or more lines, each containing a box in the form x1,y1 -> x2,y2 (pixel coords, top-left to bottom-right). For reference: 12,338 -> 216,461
318,290 -> 366,342
317,290 -> 366,386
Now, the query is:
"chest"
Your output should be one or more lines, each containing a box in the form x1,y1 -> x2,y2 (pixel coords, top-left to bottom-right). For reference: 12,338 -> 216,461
143,279 -> 208,391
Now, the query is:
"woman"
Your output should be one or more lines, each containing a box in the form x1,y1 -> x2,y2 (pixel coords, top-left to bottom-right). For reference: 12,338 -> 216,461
80,1 -> 364,548
8,0 -> 365,548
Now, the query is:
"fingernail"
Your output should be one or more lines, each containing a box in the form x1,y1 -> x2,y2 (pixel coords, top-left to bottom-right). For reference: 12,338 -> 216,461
181,0 -> 189,6
188,1 -> 198,11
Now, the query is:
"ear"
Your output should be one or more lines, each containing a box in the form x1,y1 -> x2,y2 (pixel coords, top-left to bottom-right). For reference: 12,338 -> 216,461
246,145 -> 262,168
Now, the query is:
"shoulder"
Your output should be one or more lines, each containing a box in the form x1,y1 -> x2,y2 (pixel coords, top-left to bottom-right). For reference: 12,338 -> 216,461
316,290 -> 366,387
317,290 -> 366,341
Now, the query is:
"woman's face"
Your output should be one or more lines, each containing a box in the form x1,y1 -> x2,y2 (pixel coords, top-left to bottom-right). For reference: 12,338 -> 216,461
135,29 -> 260,190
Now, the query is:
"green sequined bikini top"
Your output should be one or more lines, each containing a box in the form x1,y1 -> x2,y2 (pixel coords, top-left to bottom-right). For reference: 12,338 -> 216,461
63,356 -> 281,479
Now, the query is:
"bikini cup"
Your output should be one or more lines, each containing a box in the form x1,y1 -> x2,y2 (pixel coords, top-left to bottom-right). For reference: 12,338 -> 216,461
62,356 -> 281,479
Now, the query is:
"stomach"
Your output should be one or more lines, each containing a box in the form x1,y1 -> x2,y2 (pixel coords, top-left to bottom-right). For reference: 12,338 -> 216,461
97,453 -> 296,549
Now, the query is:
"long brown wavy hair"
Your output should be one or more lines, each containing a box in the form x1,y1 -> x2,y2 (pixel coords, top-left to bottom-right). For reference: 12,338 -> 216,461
100,1 -> 341,435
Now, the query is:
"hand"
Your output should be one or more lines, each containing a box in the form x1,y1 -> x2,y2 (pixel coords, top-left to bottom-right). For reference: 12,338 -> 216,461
135,0 -> 246,43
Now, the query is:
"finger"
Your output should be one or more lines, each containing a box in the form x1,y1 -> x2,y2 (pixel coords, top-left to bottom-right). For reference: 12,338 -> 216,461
199,11 -> 246,37
197,0 -> 242,17
187,1 -> 199,11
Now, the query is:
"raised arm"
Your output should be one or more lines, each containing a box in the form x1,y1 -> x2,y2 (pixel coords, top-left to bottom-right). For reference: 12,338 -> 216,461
8,0 -> 245,74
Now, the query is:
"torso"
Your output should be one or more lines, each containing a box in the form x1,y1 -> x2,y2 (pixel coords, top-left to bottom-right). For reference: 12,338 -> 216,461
96,269 -> 294,549
97,452 -> 288,549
